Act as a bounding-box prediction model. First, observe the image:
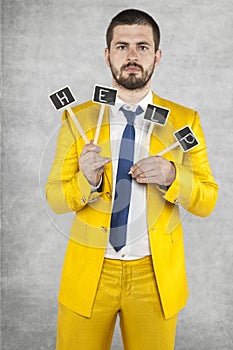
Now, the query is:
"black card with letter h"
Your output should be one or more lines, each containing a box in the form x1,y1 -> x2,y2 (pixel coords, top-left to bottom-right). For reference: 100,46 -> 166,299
49,86 -> 76,110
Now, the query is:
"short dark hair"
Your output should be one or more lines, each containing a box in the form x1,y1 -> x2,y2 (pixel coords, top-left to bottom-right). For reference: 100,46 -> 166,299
106,9 -> 160,52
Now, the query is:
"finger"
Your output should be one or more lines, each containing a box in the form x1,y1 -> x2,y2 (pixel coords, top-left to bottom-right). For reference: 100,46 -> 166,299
129,161 -> 146,176
130,156 -> 157,174
132,156 -> 163,178
131,163 -> 156,178
135,168 -> 158,179
136,176 -> 155,184
81,150 -> 111,165
135,166 -> 171,185
136,176 -> 168,184
81,143 -> 102,156
130,166 -> 144,178
91,157 -> 111,170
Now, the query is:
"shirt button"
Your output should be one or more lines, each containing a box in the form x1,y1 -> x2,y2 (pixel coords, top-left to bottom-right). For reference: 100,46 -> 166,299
121,254 -> 125,258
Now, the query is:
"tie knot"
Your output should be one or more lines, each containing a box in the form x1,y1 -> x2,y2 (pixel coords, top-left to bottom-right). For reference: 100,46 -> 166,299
120,105 -> 143,125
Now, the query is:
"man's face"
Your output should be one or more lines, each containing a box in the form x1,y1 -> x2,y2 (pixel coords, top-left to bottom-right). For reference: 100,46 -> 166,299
105,24 -> 161,90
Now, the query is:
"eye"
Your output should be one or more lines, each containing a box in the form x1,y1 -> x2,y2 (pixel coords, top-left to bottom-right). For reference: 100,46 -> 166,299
138,45 -> 148,51
117,45 -> 127,51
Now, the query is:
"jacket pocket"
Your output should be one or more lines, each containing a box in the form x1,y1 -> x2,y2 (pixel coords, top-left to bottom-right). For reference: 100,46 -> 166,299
70,215 -> 109,248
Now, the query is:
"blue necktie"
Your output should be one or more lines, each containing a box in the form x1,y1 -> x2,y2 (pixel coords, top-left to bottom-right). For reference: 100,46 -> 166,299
109,105 -> 143,252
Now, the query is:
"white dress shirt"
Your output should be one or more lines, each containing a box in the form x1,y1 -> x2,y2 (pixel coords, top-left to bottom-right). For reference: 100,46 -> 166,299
104,91 -> 153,260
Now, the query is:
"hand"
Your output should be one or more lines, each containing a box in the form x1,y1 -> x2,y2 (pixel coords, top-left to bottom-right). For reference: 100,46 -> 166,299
79,141 -> 111,186
130,156 -> 176,186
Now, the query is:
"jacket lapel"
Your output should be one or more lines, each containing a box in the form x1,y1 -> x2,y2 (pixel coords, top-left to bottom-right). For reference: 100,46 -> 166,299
98,105 -> 112,193
149,93 -> 176,159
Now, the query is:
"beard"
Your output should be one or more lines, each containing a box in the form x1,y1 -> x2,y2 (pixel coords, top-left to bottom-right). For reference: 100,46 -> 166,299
109,61 -> 155,90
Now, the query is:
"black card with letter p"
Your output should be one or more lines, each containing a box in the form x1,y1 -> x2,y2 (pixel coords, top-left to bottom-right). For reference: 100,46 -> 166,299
174,126 -> 199,152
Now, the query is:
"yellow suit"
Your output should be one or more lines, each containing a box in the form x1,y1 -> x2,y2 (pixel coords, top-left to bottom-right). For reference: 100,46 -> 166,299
46,92 -> 218,320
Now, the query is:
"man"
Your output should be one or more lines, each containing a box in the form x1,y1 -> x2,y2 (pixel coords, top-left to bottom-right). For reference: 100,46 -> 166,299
46,9 -> 218,350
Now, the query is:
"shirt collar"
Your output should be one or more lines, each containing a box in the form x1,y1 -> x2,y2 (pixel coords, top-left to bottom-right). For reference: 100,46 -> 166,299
111,90 -> 153,117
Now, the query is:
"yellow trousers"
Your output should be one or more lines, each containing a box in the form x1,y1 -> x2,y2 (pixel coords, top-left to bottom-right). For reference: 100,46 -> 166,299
56,256 -> 178,350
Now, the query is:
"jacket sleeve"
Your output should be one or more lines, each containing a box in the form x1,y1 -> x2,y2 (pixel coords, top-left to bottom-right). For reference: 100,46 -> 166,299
45,110 -> 102,214
164,111 -> 218,217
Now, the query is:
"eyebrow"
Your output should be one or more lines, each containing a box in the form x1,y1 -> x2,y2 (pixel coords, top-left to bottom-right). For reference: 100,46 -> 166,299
115,41 -> 128,46
137,41 -> 151,46
114,41 -> 151,46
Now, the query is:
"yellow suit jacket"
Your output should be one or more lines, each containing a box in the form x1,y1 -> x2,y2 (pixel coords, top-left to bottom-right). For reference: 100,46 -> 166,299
46,92 -> 218,319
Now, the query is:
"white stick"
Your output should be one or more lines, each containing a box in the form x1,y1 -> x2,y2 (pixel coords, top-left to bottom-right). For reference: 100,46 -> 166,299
156,141 -> 180,156
67,106 -> 89,144
94,104 -> 105,145
140,122 -> 154,159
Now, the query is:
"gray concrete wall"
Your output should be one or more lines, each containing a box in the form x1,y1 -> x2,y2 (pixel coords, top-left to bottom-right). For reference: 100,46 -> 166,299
1,0 -> 233,349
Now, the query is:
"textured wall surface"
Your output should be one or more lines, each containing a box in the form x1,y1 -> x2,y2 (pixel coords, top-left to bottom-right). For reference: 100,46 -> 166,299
1,0 -> 233,349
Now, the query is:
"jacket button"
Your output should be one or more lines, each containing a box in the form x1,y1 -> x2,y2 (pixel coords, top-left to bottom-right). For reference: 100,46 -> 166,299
106,192 -> 112,199
80,195 -> 86,204
88,197 -> 98,204
100,226 -> 107,232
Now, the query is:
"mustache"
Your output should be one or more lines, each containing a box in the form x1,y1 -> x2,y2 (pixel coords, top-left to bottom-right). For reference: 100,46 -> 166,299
121,62 -> 143,71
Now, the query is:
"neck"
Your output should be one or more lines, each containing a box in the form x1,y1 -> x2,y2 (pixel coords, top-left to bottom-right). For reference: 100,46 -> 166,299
112,80 -> 151,105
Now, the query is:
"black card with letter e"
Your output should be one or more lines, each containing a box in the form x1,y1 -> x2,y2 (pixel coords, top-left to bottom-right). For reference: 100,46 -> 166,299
144,104 -> 170,126
49,86 -> 76,110
93,85 -> 117,106
174,126 -> 199,152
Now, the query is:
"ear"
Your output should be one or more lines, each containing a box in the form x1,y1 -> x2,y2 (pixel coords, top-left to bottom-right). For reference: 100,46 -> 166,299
154,49 -> 162,68
105,48 -> 110,67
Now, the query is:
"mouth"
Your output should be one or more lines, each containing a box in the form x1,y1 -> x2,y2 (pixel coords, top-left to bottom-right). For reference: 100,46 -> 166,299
123,63 -> 143,73
124,67 -> 141,73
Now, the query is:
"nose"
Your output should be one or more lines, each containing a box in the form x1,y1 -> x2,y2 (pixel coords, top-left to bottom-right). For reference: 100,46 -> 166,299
127,46 -> 139,61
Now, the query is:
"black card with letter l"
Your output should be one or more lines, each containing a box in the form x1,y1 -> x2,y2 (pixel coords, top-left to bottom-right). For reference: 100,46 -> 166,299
174,126 -> 199,152
92,85 -> 117,106
49,86 -> 76,110
144,104 -> 170,126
